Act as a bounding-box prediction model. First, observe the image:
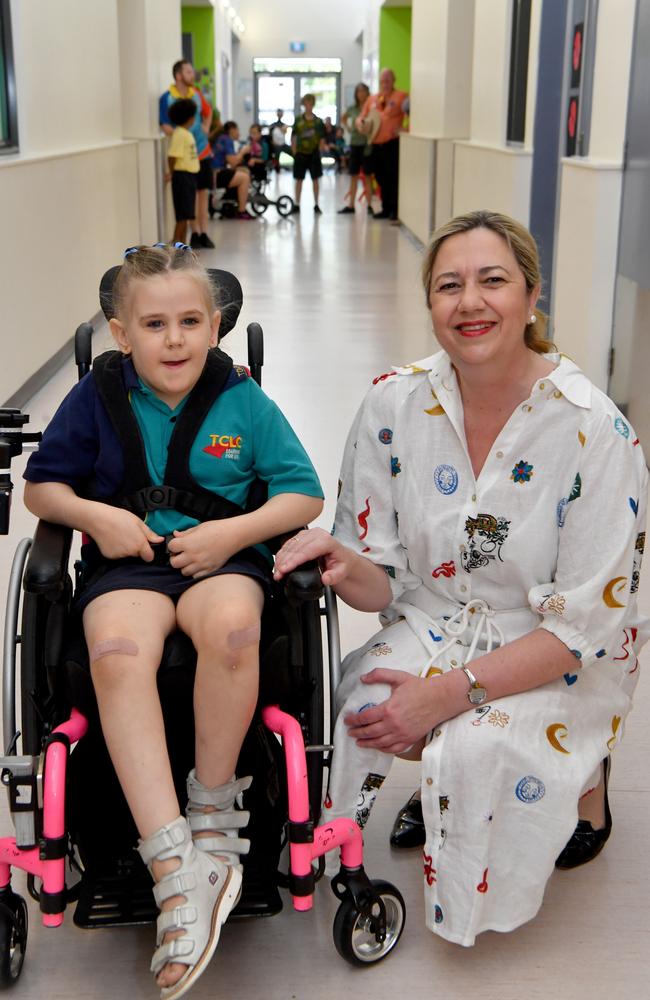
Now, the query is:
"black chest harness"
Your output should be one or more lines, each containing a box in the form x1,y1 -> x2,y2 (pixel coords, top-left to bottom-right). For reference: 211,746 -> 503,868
79,350 -> 270,577
89,348 -> 254,525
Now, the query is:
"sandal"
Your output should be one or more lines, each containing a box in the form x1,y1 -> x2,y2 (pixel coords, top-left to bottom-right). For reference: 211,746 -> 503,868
137,815 -> 241,1000
186,770 -> 252,872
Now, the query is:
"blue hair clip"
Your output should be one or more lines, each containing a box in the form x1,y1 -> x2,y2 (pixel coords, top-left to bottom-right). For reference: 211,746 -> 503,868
172,242 -> 191,252
123,246 -> 139,258
153,242 -> 167,249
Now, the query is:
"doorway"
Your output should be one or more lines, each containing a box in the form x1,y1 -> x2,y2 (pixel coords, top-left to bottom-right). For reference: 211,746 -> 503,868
253,57 -> 342,137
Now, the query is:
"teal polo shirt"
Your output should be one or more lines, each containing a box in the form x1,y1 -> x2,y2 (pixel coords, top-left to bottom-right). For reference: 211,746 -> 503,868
129,367 -> 323,539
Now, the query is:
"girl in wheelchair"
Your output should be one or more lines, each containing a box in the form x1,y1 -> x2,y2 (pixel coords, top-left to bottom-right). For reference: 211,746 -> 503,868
23,243 -> 323,999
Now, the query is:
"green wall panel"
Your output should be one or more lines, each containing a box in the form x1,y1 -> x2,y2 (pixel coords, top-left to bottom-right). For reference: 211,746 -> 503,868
379,6 -> 412,92
181,5 -> 215,104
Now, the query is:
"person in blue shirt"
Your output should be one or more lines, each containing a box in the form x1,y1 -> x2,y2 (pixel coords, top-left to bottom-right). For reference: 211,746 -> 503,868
210,121 -> 254,219
24,243 -> 323,1000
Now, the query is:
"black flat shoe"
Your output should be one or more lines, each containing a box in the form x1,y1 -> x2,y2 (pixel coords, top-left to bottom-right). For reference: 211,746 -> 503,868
555,757 -> 612,869
389,791 -> 425,849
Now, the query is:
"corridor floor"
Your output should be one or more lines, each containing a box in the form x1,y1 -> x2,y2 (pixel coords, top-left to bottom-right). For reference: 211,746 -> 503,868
1,171 -> 648,999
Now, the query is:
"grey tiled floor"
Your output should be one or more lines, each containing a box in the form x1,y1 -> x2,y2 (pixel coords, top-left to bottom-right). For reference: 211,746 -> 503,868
1,172 -> 648,999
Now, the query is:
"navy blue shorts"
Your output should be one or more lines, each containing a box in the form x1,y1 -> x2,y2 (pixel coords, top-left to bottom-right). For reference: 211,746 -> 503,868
75,546 -> 272,614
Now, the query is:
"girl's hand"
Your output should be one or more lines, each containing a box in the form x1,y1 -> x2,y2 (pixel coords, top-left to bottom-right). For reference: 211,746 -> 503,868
273,527 -> 351,586
343,669 -> 444,754
92,507 -> 164,561
167,522 -> 237,578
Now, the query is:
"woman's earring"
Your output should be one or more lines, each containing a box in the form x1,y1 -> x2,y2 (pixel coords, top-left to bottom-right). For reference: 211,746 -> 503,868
529,314 -> 537,324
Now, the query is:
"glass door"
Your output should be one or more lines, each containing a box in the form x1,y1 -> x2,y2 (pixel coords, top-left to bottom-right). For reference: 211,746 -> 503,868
256,75 -> 296,128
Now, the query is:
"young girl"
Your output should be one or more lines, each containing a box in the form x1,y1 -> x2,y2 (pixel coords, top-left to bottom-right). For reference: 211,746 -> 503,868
23,244 -> 324,1000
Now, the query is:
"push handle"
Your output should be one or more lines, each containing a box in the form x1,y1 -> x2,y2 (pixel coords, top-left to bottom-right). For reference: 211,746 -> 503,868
74,322 -> 94,380
247,322 -> 264,387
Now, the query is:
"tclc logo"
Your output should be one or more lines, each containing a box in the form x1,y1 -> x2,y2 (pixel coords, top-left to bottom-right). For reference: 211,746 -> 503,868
203,434 -> 242,459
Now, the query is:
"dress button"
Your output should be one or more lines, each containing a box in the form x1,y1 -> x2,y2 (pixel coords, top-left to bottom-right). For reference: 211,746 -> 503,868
426,777 -> 434,784
450,659 -> 457,666
496,450 -> 503,459
539,382 -> 545,390
460,584 -> 467,593
471,493 -> 477,502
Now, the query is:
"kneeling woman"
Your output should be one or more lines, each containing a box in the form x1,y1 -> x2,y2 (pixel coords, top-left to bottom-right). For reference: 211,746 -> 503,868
274,209 -> 649,946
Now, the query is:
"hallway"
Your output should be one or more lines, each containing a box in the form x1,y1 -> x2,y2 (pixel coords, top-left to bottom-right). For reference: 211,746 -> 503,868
2,171 -> 649,1000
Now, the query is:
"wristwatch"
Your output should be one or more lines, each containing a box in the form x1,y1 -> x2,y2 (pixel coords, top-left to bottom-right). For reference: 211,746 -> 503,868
461,666 -> 487,705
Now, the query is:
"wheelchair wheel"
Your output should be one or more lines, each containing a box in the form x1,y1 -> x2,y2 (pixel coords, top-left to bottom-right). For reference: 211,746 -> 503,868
0,890 -> 28,987
250,194 -> 268,216
276,195 -> 294,218
333,880 -> 405,966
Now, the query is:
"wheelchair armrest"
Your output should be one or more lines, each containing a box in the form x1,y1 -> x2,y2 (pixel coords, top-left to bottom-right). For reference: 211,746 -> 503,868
23,520 -> 73,598
283,560 -> 323,603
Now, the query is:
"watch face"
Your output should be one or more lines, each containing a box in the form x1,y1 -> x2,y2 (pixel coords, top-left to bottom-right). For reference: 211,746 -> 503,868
468,685 -> 487,705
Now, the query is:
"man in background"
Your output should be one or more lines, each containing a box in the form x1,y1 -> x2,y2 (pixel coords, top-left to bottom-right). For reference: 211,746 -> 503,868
358,68 -> 409,222
160,59 -> 215,248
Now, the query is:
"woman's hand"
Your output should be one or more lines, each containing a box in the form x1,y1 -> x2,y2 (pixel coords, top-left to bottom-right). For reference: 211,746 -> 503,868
92,507 -> 164,561
273,528 -> 352,586
167,522 -> 237,578
344,669 -> 446,754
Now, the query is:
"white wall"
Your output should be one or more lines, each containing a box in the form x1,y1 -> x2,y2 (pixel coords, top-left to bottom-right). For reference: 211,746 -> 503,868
0,0 -> 182,404
232,0 -> 365,127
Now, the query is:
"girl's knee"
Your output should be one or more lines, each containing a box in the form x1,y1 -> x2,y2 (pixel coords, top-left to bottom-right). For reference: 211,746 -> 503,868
193,605 -> 261,662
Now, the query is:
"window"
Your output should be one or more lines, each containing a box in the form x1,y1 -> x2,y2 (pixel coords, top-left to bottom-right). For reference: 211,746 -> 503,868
506,0 -> 532,145
0,0 -> 18,153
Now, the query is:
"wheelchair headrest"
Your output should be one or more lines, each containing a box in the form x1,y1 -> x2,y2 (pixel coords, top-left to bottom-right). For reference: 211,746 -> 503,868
98,266 -> 244,339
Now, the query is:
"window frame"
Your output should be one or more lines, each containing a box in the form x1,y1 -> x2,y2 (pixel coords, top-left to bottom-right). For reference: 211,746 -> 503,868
506,0 -> 532,146
0,0 -> 19,154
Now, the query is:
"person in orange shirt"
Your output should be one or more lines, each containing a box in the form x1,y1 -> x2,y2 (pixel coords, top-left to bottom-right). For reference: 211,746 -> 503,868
357,68 -> 409,222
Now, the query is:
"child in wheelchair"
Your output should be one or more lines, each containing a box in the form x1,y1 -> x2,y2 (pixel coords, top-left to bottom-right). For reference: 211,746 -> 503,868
23,242 -> 323,1000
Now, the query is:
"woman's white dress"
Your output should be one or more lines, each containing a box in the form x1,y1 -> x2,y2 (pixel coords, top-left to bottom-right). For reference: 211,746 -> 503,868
325,351 -> 649,945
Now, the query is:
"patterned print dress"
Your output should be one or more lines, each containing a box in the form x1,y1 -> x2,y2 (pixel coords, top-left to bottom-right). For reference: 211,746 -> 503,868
324,350 -> 649,945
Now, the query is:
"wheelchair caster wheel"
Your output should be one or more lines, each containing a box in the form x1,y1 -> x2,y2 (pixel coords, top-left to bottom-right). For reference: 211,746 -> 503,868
332,879 -> 405,966
276,195 -> 294,218
0,890 -> 28,987
250,195 -> 268,216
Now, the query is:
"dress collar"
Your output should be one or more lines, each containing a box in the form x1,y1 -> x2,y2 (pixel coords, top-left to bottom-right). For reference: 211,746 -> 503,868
392,350 -> 592,410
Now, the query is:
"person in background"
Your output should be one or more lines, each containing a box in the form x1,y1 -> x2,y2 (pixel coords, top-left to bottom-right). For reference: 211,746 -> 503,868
245,124 -> 268,183
357,68 -> 408,222
339,82 -> 374,215
160,59 -> 216,248
291,94 -> 326,215
211,121 -> 254,220
164,99 -> 200,245
269,109 -> 292,170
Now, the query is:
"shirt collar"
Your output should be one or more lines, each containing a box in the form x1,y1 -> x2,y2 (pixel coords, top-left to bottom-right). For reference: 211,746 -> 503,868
170,84 -> 195,100
402,350 -> 593,410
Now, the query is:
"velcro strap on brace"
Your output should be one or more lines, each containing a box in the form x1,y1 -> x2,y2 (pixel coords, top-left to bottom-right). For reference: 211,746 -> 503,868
186,771 -> 252,810
155,906 -> 198,946
150,936 -> 196,975
153,870 -> 197,908
137,816 -> 190,868
191,835 -> 250,859
187,809 -> 250,835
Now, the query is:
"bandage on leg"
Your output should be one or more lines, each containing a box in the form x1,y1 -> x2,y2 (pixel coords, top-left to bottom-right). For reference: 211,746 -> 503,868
89,637 -> 139,663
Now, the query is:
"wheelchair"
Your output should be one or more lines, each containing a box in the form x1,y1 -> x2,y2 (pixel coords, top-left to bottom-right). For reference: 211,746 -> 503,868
0,265 -> 405,988
247,145 -> 295,218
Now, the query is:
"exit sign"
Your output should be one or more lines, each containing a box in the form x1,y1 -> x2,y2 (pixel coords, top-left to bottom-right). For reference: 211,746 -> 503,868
290,41 -> 306,53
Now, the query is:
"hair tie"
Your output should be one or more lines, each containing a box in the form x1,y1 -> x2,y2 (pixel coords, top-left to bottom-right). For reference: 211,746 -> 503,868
123,246 -> 139,259
173,242 -> 191,252
153,242 -> 167,249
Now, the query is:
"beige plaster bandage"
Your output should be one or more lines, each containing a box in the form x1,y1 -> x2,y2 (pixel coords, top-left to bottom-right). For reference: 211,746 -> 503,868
227,623 -> 261,652
89,637 -> 139,662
